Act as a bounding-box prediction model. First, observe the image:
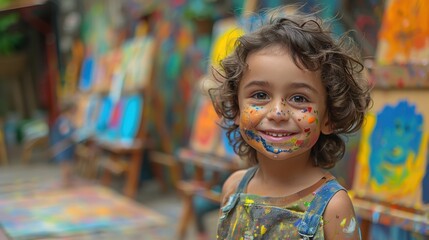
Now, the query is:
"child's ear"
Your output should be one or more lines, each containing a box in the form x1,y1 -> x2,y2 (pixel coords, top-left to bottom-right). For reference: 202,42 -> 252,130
321,114 -> 333,135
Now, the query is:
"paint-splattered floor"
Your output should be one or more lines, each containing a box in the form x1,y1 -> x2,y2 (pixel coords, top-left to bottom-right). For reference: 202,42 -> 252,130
0,148 -> 218,240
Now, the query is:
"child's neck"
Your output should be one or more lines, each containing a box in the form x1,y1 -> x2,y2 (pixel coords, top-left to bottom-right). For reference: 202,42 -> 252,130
248,153 -> 325,197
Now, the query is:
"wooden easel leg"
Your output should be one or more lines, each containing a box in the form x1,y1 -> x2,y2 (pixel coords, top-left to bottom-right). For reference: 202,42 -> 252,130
101,168 -> 112,186
360,218 -> 371,240
0,128 -> 7,165
170,162 -> 182,188
124,150 -> 142,198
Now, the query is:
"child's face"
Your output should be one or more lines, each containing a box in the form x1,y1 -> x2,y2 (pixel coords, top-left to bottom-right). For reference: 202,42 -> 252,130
237,46 -> 332,162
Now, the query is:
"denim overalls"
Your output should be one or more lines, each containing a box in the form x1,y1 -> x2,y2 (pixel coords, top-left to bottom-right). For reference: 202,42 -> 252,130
217,166 -> 346,240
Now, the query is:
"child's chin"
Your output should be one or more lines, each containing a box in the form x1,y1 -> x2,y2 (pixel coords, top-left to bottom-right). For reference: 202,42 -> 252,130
259,150 -> 298,161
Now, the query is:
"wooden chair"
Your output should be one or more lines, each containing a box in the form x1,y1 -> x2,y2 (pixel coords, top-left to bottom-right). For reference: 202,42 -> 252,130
174,148 -> 244,240
20,119 -> 50,164
73,93 -> 112,179
96,93 -> 151,198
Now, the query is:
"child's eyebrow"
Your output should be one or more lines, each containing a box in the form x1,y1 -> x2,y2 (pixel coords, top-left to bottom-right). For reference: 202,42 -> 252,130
243,80 -> 271,89
288,82 -> 319,94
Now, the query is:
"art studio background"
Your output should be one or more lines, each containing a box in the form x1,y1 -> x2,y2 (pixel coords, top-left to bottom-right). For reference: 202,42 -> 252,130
0,0 -> 428,239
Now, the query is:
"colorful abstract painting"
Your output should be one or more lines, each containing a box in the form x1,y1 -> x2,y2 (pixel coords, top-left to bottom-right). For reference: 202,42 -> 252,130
376,0 -> 429,65
353,90 -> 429,209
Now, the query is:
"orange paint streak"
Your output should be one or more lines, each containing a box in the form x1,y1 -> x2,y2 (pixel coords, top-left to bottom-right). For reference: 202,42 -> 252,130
308,116 -> 316,124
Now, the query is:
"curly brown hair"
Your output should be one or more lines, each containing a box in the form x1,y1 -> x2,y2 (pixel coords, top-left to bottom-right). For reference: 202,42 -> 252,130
209,10 -> 372,168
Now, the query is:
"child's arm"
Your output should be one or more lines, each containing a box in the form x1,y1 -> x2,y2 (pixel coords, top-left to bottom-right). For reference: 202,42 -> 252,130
323,190 -> 361,240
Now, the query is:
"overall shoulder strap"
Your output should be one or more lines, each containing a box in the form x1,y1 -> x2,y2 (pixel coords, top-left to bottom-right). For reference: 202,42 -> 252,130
297,179 -> 345,239
219,166 -> 259,220
236,166 -> 258,193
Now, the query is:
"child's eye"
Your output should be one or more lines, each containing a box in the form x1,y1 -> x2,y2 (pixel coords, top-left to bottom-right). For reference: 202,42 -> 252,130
290,95 -> 308,103
251,92 -> 269,100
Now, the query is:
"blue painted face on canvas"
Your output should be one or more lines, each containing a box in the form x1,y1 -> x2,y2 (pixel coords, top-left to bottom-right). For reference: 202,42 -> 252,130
369,100 -> 423,185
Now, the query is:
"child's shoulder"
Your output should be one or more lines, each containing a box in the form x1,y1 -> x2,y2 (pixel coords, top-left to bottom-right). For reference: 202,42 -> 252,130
220,169 -> 248,206
323,189 -> 360,239
324,189 -> 354,217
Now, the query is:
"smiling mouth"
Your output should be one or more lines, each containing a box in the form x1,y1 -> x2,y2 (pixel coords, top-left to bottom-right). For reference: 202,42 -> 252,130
261,131 -> 295,137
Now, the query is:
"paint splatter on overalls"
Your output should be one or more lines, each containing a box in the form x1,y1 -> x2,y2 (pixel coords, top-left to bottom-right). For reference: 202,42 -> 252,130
217,166 -> 345,240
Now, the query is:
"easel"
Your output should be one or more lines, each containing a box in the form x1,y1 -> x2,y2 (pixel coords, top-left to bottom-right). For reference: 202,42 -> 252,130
98,90 -> 152,198
72,16 -> 157,198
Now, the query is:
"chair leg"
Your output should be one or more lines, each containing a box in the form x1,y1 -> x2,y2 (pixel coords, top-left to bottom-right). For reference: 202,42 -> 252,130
101,156 -> 114,186
177,192 -> 194,240
123,150 -> 142,198
151,161 -> 168,192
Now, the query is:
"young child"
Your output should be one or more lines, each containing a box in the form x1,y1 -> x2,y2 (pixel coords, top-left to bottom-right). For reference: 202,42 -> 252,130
209,9 -> 372,240
50,98 -> 78,187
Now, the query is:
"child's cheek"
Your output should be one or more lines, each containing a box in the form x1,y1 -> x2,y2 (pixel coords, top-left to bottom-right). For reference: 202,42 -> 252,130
239,105 -> 265,129
295,108 -> 321,145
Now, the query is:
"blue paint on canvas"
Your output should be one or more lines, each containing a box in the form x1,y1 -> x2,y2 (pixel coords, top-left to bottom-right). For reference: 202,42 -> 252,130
369,100 -> 423,185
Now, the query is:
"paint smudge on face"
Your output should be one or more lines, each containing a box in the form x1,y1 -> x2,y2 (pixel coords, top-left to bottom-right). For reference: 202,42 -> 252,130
302,107 -> 313,113
308,116 -> 316,124
251,105 -> 264,110
245,130 -> 293,154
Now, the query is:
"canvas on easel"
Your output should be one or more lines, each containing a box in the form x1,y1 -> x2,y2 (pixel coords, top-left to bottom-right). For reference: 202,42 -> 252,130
353,90 -> 429,209
188,95 -> 220,154
376,0 -> 429,65
210,18 -> 245,69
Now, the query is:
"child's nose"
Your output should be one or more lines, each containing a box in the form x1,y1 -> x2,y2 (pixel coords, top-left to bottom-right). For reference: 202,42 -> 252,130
267,100 -> 291,122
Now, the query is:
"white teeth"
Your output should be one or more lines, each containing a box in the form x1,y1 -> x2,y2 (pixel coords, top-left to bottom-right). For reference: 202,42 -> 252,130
264,132 -> 292,137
